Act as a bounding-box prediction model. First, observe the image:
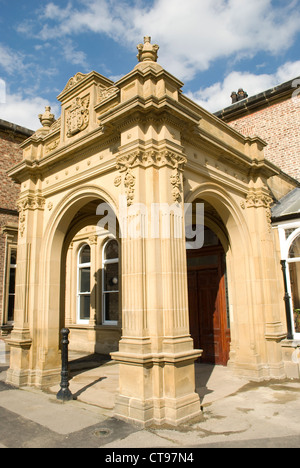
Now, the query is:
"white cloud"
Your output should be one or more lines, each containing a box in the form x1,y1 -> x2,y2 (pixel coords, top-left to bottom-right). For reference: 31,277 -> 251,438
0,44 -> 26,75
32,0 -> 300,81
0,92 -> 60,130
133,0 -> 300,80
42,1 -> 73,21
187,60 -> 300,112
0,78 -> 6,104
60,39 -> 89,68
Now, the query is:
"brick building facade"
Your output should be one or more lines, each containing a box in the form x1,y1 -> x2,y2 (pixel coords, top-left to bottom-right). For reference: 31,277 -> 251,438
215,78 -> 300,182
0,120 -> 33,334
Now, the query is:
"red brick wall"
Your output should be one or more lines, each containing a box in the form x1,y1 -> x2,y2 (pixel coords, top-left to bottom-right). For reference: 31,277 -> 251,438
0,128 -> 26,328
0,129 -> 24,212
228,95 -> 300,181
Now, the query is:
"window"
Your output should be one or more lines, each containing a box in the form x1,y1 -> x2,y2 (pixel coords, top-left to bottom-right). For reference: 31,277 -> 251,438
7,249 -> 17,323
103,239 -> 119,325
288,234 -> 300,337
289,235 -> 300,259
77,244 -> 91,324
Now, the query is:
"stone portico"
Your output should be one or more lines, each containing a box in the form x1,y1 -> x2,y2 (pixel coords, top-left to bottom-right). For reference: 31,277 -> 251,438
5,37 -> 291,426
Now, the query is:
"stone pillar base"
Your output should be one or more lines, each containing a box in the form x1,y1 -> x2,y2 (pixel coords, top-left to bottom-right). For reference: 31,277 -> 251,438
112,349 -> 202,427
6,368 -> 30,388
114,392 -> 201,427
6,329 -> 61,389
5,329 -> 32,387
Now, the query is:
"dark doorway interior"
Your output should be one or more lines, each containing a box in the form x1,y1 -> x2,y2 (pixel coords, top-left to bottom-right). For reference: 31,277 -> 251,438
187,228 -> 230,366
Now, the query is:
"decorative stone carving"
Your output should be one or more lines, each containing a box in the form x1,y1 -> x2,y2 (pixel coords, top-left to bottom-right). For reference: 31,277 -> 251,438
124,169 -> 136,207
245,191 -> 273,209
98,85 -> 118,103
63,72 -> 87,93
66,96 -> 90,138
137,36 -> 159,63
170,169 -> 182,203
17,196 -> 46,238
18,210 -> 26,238
17,196 -> 46,212
114,175 -> 122,187
116,149 -> 186,171
39,106 -> 56,129
245,190 -> 273,228
88,235 -> 98,245
49,117 -> 61,133
116,149 -> 187,206
45,138 -> 60,154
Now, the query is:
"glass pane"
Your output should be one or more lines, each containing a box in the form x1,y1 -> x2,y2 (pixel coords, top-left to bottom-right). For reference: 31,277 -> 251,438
7,294 -> 15,322
104,292 -> 119,322
9,267 -> 16,294
80,245 -> 91,264
104,240 -> 119,260
79,295 -> 90,321
204,227 -> 219,247
187,255 -> 218,268
289,262 -> 300,334
289,236 -> 300,259
10,249 -> 17,266
104,263 -> 119,291
79,267 -> 90,293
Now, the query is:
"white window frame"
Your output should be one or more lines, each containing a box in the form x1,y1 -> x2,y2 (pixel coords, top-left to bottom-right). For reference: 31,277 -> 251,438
277,224 -> 300,340
102,239 -> 119,326
5,246 -> 17,324
77,244 -> 91,325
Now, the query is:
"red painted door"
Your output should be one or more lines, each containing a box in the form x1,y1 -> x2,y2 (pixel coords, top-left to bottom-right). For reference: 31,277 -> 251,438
187,247 -> 230,366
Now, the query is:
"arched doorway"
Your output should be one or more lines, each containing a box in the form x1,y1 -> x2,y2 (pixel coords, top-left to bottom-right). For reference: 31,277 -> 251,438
62,201 -> 122,355
187,226 -> 230,366
41,187 -> 120,362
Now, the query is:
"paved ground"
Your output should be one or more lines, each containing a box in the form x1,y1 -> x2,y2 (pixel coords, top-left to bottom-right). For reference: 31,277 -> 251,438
1,339 -> 300,449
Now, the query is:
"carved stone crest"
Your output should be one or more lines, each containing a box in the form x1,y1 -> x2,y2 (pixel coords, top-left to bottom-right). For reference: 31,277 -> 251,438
66,96 -> 90,138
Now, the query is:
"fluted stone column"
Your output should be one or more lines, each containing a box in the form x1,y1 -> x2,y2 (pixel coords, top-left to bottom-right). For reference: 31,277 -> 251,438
112,149 -> 202,426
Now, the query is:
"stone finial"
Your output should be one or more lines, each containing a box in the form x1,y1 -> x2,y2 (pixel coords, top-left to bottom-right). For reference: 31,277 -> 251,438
137,36 -> 159,63
38,106 -> 55,129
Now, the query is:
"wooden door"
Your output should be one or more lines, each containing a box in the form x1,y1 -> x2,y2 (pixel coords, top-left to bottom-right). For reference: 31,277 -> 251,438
187,247 -> 230,366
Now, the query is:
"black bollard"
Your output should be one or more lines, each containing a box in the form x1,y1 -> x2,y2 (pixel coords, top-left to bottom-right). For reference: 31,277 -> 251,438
56,328 -> 74,401
280,261 -> 294,340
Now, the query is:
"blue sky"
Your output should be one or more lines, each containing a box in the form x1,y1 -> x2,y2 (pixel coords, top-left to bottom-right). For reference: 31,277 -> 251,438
0,0 -> 300,129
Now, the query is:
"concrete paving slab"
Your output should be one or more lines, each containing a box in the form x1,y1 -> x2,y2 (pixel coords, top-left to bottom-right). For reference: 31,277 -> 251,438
50,360 -> 119,410
0,387 -> 108,435
1,346 -> 300,448
0,340 -> 9,366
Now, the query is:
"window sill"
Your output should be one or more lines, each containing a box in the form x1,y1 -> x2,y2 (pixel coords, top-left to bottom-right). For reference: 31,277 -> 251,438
68,324 -> 121,331
281,339 -> 300,348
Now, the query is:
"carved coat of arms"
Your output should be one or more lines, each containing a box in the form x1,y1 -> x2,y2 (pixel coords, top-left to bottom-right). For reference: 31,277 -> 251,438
66,96 -> 90,137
